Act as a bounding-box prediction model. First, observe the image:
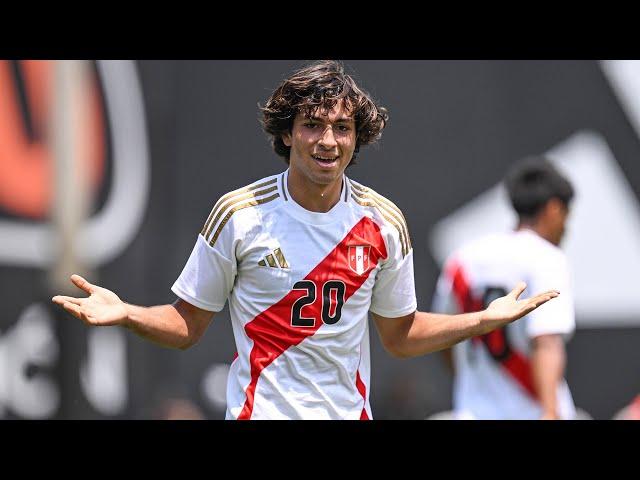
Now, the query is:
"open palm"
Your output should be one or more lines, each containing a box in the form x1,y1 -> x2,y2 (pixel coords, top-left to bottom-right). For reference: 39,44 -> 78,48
483,281 -> 559,332
52,274 -> 128,326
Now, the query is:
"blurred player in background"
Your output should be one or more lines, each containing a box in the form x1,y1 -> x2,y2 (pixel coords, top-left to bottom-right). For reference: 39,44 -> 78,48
432,157 -> 576,419
52,61 -> 559,420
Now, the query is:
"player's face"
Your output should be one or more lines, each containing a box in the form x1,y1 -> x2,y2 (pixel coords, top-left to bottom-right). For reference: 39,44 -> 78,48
549,200 -> 570,245
282,101 -> 356,187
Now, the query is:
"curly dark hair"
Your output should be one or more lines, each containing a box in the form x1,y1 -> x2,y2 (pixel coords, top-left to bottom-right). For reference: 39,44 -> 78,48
260,60 -> 389,166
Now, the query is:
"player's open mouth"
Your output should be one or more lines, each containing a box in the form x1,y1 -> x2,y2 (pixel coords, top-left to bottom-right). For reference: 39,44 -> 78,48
311,154 -> 339,167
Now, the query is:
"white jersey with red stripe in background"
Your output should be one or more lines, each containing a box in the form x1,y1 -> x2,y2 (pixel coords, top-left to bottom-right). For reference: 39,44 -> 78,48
432,229 -> 576,420
172,170 -> 416,419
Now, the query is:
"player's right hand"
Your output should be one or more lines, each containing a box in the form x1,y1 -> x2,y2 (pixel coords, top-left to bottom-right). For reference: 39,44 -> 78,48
52,274 -> 129,327
480,281 -> 559,332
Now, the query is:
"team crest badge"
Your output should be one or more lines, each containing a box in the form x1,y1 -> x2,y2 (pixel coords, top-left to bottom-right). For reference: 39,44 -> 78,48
348,245 -> 371,275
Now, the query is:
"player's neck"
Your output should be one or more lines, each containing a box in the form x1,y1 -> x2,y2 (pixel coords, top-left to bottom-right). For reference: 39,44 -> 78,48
516,222 -> 554,244
287,170 -> 343,213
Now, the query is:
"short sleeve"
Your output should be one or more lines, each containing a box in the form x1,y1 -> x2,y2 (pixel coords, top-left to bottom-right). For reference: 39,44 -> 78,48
369,244 -> 417,318
525,254 -> 575,339
171,225 -> 237,312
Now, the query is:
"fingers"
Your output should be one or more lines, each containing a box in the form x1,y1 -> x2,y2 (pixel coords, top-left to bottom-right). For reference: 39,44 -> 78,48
60,301 -> 83,320
537,290 -> 560,300
52,295 -> 83,306
71,274 -> 94,294
531,290 -> 560,304
508,281 -> 528,300
52,295 -> 87,322
525,291 -> 560,311
52,298 -> 95,325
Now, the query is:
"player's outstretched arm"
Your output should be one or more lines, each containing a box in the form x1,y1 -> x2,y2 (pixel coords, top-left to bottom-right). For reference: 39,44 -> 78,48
52,274 -> 214,350
373,282 -> 558,358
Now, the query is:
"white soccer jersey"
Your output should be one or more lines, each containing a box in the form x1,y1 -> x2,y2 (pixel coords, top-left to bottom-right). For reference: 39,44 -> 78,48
432,229 -> 576,420
172,170 -> 416,419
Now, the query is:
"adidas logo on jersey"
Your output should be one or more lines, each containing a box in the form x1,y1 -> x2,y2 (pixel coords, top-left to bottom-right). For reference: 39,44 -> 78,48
258,248 -> 289,269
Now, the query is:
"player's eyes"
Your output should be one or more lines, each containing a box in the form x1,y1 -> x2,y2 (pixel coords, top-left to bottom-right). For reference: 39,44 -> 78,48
303,122 -> 351,132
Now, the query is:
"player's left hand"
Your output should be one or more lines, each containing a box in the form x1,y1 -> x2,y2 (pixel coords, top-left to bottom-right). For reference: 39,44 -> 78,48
481,281 -> 559,333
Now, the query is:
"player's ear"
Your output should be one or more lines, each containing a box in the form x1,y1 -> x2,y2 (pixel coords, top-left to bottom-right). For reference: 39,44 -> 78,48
547,198 -> 564,214
282,132 -> 292,147
545,198 -> 568,223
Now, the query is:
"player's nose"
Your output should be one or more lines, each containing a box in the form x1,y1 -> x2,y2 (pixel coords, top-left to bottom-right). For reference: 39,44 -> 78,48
318,126 -> 338,148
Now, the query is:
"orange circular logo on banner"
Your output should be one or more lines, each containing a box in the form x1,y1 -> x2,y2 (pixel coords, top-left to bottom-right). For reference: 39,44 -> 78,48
0,60 -> 106,219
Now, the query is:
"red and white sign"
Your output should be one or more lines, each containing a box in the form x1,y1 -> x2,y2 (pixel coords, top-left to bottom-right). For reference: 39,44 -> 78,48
348,245 -> 371,275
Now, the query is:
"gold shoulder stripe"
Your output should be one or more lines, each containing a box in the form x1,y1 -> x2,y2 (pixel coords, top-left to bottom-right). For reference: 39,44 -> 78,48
203,185 -> 279,239
351,187 -> 411,254
208,193 -> 280,247
351,193 -> 409,257
351,193 -> 408,257
350,182 -> 410,230
201,178 -> 278,236
350,182 -> 412,250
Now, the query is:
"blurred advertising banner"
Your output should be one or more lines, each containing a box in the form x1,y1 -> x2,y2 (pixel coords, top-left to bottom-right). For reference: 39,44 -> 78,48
0,60 -> 148,418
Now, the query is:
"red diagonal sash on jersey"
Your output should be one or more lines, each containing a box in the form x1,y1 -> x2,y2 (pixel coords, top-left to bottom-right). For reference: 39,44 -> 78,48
446,260 -> 538,399
355,371 -> 369,420
238,216 -> 387,420
446,260 -> 483,314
